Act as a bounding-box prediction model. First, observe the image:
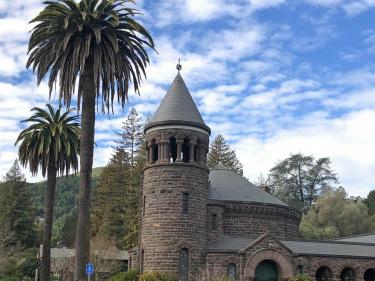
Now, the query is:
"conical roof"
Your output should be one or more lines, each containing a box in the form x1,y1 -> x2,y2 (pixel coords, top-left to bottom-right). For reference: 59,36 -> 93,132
145,73 -> 210,133
208,166 -> 287,206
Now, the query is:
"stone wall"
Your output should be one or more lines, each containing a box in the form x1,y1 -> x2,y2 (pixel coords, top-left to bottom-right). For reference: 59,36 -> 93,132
222,202 -> 300,239
141,162 -> 209,276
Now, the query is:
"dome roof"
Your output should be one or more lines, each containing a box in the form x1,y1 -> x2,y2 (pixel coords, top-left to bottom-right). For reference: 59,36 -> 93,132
145,73 -> 210,133
208,166 -> 287,206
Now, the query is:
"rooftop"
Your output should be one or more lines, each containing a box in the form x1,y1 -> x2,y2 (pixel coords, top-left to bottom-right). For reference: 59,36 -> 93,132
145,72 -> 210,133
208,166 -> 287,206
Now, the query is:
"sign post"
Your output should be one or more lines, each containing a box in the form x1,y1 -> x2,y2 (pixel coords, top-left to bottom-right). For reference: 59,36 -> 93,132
86,262 -> 94,281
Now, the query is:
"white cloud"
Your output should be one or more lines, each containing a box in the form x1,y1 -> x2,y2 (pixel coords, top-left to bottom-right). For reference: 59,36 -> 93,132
235,109 -> 375,197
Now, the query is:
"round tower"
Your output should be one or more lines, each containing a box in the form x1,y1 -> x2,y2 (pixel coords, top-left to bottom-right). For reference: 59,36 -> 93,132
140,69 -> 210,281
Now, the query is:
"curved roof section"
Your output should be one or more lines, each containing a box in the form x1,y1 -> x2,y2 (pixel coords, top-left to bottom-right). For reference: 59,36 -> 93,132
145,73 -> 210,133
208,166 -> 287,206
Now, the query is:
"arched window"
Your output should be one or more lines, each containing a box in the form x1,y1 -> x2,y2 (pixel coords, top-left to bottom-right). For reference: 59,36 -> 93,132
151,139 -> 158,163
228,263 -> 236,280
169,136 -> 177,162
316,266 -> 333,281
364,269 -> 375,281
182,138 -> 190,163
194,139 -> 201,162
140,249 -> 144,273
340,268 -> 355,281
179,248 -> 189,281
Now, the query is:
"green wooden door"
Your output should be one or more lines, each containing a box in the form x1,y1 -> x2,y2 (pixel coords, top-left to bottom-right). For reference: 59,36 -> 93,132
255,260 -> 278,281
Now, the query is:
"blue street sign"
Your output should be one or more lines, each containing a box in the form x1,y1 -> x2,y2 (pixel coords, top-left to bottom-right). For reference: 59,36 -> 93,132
86,262 -> 94,276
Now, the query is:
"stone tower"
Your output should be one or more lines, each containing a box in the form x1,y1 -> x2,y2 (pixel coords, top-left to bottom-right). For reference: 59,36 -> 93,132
140,70 -> 211,280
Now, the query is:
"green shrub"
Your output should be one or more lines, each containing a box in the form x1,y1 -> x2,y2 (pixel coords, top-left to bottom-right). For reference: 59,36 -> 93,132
109,270 -> 139,281
0,277 -> 20,281
16,256 -> 39,279
291,275 -> 314,281
139,272 -> 178,281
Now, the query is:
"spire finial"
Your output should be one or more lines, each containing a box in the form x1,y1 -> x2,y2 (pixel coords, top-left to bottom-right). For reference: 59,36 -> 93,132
176,58 -> 182,72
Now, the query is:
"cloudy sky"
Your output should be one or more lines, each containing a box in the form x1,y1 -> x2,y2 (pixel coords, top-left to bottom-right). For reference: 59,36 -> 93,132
0,0 -> 374,197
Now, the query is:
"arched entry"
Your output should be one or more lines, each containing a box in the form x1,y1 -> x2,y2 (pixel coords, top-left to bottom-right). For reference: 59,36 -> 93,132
364,269 -> 375,281
254,260 -> 278,281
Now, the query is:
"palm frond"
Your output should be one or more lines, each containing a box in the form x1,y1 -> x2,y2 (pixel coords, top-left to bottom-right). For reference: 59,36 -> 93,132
28,0 -> 155,113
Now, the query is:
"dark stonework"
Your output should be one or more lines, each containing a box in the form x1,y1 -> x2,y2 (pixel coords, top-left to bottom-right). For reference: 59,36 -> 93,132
133,73 -> 375,281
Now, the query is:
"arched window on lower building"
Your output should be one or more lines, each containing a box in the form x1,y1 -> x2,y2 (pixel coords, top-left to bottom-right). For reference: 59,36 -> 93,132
179,248 -> 189,281
169,136 -> 177,162
316,266 -> 333,281
364,269 -> 375,281
340,268 -> 355,281
228,263 -> 236,280
182,138 -> 190,163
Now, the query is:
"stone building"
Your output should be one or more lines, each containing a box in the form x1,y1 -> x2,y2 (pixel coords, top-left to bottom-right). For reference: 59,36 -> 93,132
130,69 -> 375,281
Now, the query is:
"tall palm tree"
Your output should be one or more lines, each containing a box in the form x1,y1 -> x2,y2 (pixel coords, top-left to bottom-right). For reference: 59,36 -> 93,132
15,104 -> 80,281
27,0 -> 154,279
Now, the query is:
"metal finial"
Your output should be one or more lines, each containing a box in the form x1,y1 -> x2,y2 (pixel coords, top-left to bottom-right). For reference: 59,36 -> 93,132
176,58 -> 182,72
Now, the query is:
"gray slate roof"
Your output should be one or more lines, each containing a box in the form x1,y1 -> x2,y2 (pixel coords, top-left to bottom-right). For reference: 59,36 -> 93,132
208,167 -> 287,206
146,73 -> 209,132
206,237 -> 375,258
282,240 -> 375,258
335,233 -> 375,243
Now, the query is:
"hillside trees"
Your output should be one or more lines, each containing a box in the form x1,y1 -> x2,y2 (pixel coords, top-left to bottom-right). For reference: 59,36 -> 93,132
300,187 -> 375,239
268,153 -> 338,212
0,161 -> 37,248
365,190 -> 375,216
207,134 -> 243,176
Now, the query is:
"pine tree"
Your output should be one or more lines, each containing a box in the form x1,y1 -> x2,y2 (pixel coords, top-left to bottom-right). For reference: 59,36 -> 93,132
117,108 -> 143,169
0,160 -> 37,248
207,134 -> 244,176
91,148 -> 131,247
91,109 -> 146,249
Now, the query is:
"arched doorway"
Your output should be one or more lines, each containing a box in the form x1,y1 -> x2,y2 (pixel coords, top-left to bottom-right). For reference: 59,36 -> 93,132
254,260 -> 278,281
364,269 -> 375,281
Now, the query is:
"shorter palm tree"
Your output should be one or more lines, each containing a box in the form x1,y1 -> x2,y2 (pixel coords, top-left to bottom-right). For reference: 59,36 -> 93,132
15,104 -> 80,281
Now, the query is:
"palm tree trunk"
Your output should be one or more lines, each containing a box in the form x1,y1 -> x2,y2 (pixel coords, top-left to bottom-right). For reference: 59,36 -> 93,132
40,165 -> 57,281
74,60 -> 96,281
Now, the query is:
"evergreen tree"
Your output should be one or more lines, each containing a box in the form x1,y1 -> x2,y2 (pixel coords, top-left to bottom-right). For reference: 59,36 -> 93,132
91,109 -> 145,250
207,134 -> 243,176
268,153 -> 338,212
91,149 -> 131,247
365,190 -> 375,216
0,161 -> 37,248
117,107 -> 143,169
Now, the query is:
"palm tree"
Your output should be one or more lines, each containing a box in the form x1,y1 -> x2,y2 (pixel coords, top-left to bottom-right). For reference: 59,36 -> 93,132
15,104 -> 80,281
27,0 -> 154,279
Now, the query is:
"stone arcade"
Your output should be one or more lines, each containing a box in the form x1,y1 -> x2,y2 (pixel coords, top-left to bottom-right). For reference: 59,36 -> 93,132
129,69 -> 375,281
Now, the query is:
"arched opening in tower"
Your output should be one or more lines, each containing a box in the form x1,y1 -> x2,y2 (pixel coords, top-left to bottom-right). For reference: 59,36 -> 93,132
182,138 -> 190,163
169,136 -> 177,162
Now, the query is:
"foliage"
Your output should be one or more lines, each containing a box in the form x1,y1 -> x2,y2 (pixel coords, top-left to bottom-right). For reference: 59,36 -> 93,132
207,134 -> 243,176
268,153 -> 338,212
16,254 -> 39,279
27,0 -> 155,111
299,187 -> 375,239
0,161 -> 37,248
139,272 -> 178,281
290,275 -> 314,281
92,109 -> 145,250
90,235 -> 122,281
15,104 -> 80,177
191,267 -> 232,281
365,190 -> 375,216
109,270 -> 139,281
117,108 -> 144,168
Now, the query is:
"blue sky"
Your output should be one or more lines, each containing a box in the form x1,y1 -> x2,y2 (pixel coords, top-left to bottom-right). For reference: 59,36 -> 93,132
0,0 -> 374,197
